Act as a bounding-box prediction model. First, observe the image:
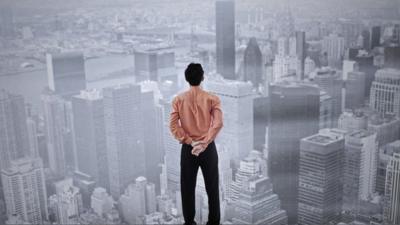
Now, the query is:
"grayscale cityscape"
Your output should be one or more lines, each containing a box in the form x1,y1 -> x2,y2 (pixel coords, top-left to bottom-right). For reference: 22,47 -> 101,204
0,0 -> 400,224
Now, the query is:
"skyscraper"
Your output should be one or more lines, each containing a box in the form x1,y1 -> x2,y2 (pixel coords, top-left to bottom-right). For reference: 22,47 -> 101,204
321,33 -> 345,67
46,52 -> 86,97
231,151 -> 288,225
243,37 -> 263,88
205,76 -> 254,167
343,130 -> 378,217
1,157 -> 48,224
313,67 -> 343,126
0,90 -> 30,170
361,29 -> 371,51
371,26 -> 381,49
298,130 -> 345,225
160,99 -> 181,193
376,140 -> 400,195
268,82 -> 320,225
383,153 -> 400,225
103,84 -> 146,198
370,68 -> 400,118
296,31 -> 306,80
41,89 -> 75,177
71,89 -> 109,190
216,0 -> 236,80
345,71 -> 366,110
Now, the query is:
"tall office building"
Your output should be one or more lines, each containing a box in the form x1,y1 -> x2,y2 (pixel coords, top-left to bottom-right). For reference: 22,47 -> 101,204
41,89 -> 75,177
343,130 -> 378,216
141,90 -> 164,195
383,153 -> 400,225
243,37 -> 263,88
370,68 -> 400,118
1,158 -> 48,224
348,50 -> 378,98
298,130 -> 345,225
376,140 -> 400,195
205,76 -> 254,167
46,52 -> 86,97
361,29 -> 371,50
216,0 -> 236,80
268,82 -> 320,225
71,89 -> 109,190
322,33 -> 345,67
313,67 -> 343,126
49,178 -> 83,224
296,31 -> 306,80
320,91 -> 334,129
0,90 -> 30,170
160,99 -> 181,194
103,84 -> 146,198
231,151 -> 287,225
371,26 -> 381,49
345,71 -> 366,110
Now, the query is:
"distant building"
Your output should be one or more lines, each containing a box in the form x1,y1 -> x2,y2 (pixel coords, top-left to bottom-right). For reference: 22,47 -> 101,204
243,37 -> 263,88
0,90 -> 30,169
383,153 -> 400,225
1,158 -> 48,224
299,130 -> 345,225
320,91 -> 334,129
296,31 -> 306,80
345,71 -> 366,109
46,52 -> 86,97
205,76 -> 254,166
322,34 -> 345,67
71,89 -> 109,190
384,46 -> 400,70
268,81 -> 320,225
313,67 -> 343,126
216,0 -> 236,80
91,187 -> 115,217
371,26 -> 381,49
338,110 -> 368,132
119,177 -> 156,224
231,151 -> 287,225
376,140 -> 400,195
41,89 -> 75,177
103,84 -> 146,198
370,68 -> 400,118
367,114 -> 400,147
134,50 -> 177,84
343,130 -> 378,217
361,30 -> 371,51
49,178 -> 83,224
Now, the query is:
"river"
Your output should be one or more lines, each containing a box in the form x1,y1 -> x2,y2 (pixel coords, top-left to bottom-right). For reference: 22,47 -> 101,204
0,55 -> 135,114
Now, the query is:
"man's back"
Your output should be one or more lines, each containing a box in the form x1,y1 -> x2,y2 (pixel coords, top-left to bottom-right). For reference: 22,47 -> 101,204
169,85 -> 223,148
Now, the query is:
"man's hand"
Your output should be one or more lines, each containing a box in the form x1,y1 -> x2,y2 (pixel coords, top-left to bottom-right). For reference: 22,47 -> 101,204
191,141 -> 207,156
190,140 -> 201,147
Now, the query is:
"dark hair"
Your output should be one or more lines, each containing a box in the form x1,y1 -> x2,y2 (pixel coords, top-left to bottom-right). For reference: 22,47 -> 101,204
185,63 -> 204,86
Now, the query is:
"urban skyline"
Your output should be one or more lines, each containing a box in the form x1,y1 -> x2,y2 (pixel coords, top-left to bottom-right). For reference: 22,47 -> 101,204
1,0 -> 400,225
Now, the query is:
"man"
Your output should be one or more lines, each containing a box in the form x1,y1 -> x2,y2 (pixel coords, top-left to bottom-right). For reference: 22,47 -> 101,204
169,63 -> 223,225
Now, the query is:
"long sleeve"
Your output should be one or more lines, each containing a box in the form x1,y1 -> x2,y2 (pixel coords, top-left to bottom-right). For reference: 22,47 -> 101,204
169,97 -> 193,145
201,95 -> 223,148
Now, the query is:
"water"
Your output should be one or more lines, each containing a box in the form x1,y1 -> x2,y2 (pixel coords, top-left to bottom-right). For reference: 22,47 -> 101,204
0,55 -> 134,114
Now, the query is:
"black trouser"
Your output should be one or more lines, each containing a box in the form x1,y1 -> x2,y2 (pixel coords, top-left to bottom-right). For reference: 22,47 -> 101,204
180,141 -> 220,225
